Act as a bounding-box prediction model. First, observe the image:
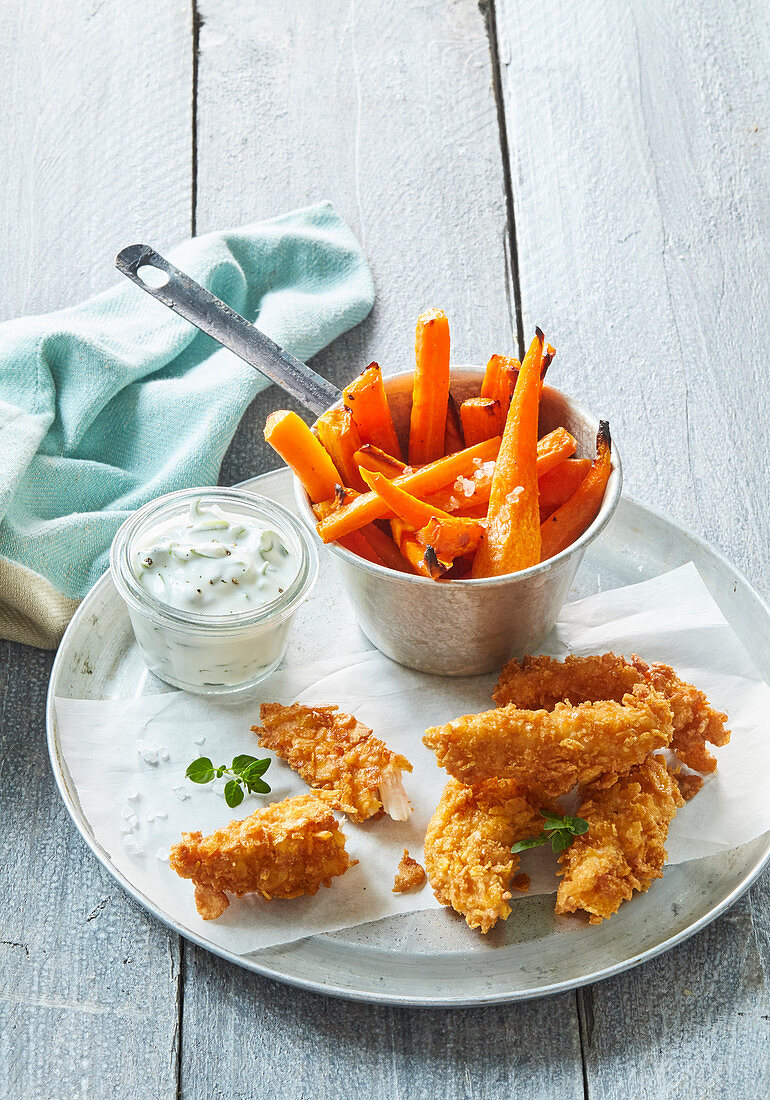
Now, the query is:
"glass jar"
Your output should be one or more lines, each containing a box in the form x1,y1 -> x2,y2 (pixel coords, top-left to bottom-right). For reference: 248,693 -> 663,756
110,487 -> 318,695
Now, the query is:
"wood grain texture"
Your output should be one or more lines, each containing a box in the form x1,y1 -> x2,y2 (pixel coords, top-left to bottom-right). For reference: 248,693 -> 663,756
200,0 -> 518,489
0,0 -> 192,322
496,0 -> 770,1092
179,945 -> 584,1100
0,2 -> 192,1096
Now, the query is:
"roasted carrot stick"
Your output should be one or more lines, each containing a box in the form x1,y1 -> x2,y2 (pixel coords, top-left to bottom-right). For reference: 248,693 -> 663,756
481,354 -> 519,407
408,310 -> 450,465
359,523 -> 415,573
342,362 -> 402,460
538,458 -> 592,522
415,516 -> 484,559
359,468 -> 455,528
444,393 -> 465,455
316,437 -> 501,543
390,517 -> 448,579
472,329 -> 544,577
353,444 -> 408,478
315,407 -> 367,491
337,530 -> 387,565
264,410 -> 341,503
534,426 -> 577,476
460,397 -> 502,446
540,422 -> 612,561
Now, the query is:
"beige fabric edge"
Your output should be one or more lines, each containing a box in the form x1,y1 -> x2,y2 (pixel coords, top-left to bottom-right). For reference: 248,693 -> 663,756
0,555 -> 81,649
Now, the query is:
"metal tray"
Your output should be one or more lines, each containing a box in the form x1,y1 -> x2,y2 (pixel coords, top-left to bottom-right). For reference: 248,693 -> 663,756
46,470 -> 770,1006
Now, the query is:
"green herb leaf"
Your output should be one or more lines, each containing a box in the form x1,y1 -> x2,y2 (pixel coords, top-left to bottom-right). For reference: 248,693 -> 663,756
550,831 -> 572,854
231,754 -> 260,774
511,835 -> 549,854
186,757 -> 215,784
224,779 -> 244,808
245,777 -> 271,795
240,758 -> 271,782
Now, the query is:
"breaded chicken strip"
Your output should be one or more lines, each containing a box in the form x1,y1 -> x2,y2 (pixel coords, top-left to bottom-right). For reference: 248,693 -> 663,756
555,755 -> 684,923
494,652 -> 729,773
169,792 -> 354,919
424,778 -> 542,933
423,684 -> 673,799
253,703 -> 413,822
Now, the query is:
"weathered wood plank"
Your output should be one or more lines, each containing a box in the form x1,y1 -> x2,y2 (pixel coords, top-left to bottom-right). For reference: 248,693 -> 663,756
0,0 -> 192,321
495,0 -> 770,1091
191,1 -> 583,1091
0,2 -> 192,1096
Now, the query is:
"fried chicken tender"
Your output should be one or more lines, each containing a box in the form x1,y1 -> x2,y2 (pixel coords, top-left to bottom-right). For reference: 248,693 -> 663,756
555,755 -> 684,923
423,684 -> 673,799
494,652 -> 730,773
393,850 -> 427,893
253,703 -> 413,822
424,778 -> 542,932
169,792 -> 354,919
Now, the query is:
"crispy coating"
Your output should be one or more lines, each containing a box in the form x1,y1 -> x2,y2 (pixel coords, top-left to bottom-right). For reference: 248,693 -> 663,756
555,755 -> 684,923
423,778 -> 542,932
494,652 -> 730,773
392,850 -> 427,893
423,684 -> 673,798
253,703 -> 413,822
169,792 -> 354,919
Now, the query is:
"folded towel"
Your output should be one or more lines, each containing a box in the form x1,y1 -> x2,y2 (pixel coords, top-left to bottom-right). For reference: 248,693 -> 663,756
0,202 -> 374,648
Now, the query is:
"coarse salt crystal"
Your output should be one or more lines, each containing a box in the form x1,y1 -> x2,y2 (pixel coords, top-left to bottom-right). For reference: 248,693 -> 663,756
156,810 -> 168,820
193,736 -> 206,746
461,478 -> 475,497
505,486 -> 524,504
146,814 -> 155,823
126,790 -> 140,802
155,848 -> 170,862
136,740 -> 159,766
159,749 -> 170,762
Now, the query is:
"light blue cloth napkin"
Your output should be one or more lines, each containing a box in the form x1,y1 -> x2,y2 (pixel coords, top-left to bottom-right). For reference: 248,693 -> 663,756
0,202 -> 374,647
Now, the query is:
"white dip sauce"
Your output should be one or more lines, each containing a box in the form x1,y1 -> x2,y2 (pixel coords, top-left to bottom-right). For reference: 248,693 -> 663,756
135,499 -> 299,614
129,499 -> 302,690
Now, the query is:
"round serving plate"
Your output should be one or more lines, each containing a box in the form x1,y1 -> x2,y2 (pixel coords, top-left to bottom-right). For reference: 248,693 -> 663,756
47,470 -> 770,1007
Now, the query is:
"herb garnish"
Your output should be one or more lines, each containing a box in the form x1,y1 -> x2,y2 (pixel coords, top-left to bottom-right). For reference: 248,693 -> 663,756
511,809 -> 589,855
185,754 -> 272,808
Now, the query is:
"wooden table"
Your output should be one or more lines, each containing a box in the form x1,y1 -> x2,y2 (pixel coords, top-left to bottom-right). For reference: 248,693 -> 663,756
2,2 -> 768,1096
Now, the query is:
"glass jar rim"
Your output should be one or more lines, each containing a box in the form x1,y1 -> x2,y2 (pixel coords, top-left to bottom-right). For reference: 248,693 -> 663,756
110,486 -> 319,633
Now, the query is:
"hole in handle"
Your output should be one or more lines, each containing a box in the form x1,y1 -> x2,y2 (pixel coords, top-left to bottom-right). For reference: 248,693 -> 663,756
136,265 -> 170,289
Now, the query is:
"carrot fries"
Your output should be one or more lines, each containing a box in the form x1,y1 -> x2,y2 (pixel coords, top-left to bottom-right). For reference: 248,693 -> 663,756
316,437 -> 501,543
353,444 -> 407,478
315,407 -> 367,491
390,517 -> 448,579
472,330 -> 544,577
409,310 -> 450,465
444,394 -> 465,454
264,411 -> 341,503
342,362 -> 402,460
460,397 -> 501,446
538,458 -> 591,522
540,422 -> 612,561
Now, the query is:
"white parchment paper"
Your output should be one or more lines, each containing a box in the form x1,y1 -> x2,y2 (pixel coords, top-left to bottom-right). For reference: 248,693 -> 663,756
55,563 -> 770,953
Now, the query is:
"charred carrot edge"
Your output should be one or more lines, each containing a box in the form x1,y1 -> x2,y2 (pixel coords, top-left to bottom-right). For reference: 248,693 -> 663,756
342,362 -> 402,460
265,410 -> 341,504
358,523 -> 416,573
312,486 -> 359,521
315,407 -> 367,491
481,354 -> 520,408
415,516 -> 484,559
316,437 -> 501,543
540,422 -> 612,561
472,329 -> 544,577
353,444 -> 407,478
359,467 -> 455,528
538,458 -> 592,522
390,517 -> 447,579
444,393 -> 465,455
460,397 -> 502,446
408,310 -> 450,465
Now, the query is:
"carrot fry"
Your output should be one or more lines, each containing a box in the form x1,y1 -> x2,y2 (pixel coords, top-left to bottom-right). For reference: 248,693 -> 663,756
472,329 -> 544,577
444,393 -> 465,455
316,437 -> 501,543
532,426 -> 577,477
342,362 -> 402,460
540,422 -> 612,561
481,354 -> 519,407
391,517 -> 448,580
353,444 -> 407,479
265,410 -> 341,504
538,458 -> 592,522
415,517 -> 484,559
312,486 -> 359,521
359,523 -> 416,573
359,467 -> 455,528
315,407 -> 367,491
460,397 -> 502,446
408,310 -> 450,465
337,530 -> 386,565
